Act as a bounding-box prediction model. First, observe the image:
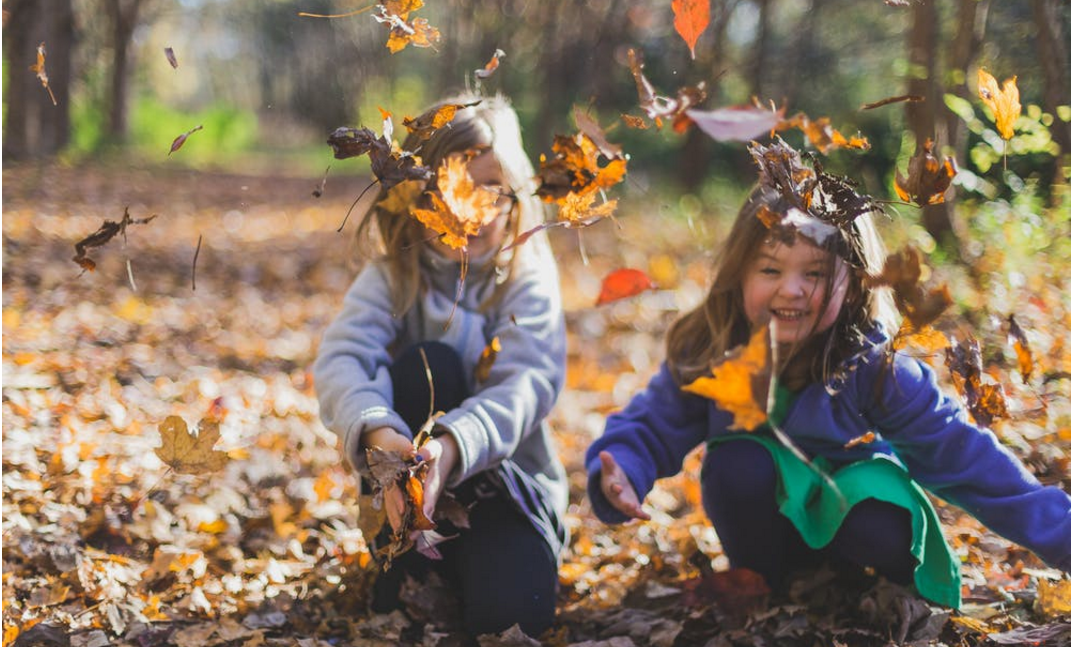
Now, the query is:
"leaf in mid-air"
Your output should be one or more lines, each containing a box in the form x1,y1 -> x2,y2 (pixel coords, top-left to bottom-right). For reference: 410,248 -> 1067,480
977,68 -> 1020,140
411,154 -> 501,249
72,208 -> 158,272
474,49 -> 505,80
164,47 -> 179,69
687,101 -> 785,142
682,325 -> 772,432
474,337 -> 501,383
402,101 -> 479,142
945,335 -> 1008,428
782,113 -> 870,154
626,49 -> 707,132
864,246 -> 952,331
672,0 -> 710,59
596,268 -> 655,306
1007,315 -> 1034,383
327,125 -> 432,189
169,124 -> 204,156
29,42 -> 57,105
894,138 -> 957,206
536,133 -> 627,202
155,415 -> 229,474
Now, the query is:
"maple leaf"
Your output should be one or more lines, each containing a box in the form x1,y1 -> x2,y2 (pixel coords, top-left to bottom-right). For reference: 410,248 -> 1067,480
169,124 -> 204,156
29,42 -> 57,106
672,0 -> 710,59
72,207 -> 158,272
155,415 -> 229,474
402,101 -> 479,142
626,49 -> 707,132
596,268 -> 655,306
536,133 -> 627,202
164,46 -> 179,69
945,335 -> 1009,428
474,336 -> 501,383
977,68 -> 1020,140
687,101 -> 785,142
682,325 -> 772,431
411,154 -> 501,250
864,246 -> 952,330
894,138 -> 957,206
1007,315 -> 1034,383
374,2 -> 441,54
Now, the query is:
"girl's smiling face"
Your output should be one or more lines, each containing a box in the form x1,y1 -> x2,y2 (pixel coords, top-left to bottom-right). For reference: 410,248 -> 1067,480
742,237 -> 849,344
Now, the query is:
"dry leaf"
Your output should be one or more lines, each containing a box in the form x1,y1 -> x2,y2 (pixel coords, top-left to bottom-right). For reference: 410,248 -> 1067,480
29,42 -> 57,106
327,125 -> 433,189
843,431 -> 876,449
864,247 -> 952,330
596,268 -> 655,306
782,113 -> 870,153
374,2 -> 441,54
72,208 -> 158,272
672,0 -> 710,59
682,325 -> 771,431
945,335 -> 1009,428
860,94 -> 923,110
627,49 -> 707,131
474,337 -> 501,383
411,154 -> 501,250
977,68 -> 1021,140
475,49 -> 505,80
1007,315 -> 1034,383
894,138 -> 957,206
164,47 -> 179,69
155,416 -> 229,474
536,133 -> 627,202
402,101 -> 479,142
687,101 -> 785,142
169,125 -> 204,156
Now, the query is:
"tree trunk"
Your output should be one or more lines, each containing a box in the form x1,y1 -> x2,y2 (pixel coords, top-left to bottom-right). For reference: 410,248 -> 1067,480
105,0 -> 145,144
748,0 -> 772,99
2,0 -> 74,159
1032,0 -> 1071,163
906,0 -> 961,259
945,0 -> 988,152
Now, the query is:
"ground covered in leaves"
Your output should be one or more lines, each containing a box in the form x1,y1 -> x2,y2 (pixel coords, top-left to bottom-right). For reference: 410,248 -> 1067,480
4,163 -> 1071,647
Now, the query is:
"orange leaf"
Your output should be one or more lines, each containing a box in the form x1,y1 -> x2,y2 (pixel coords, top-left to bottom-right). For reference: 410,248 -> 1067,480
977,68 -> 1020,140
28,42 -> 57,106
406,475 -> 436,531
474,336 -> 501,383
894,138 -> 957,206
782,113 -> 870,154
411,154 -> 501,249
843,431 -> 876,449
1007,315 -> 1034,383
672,0 -> 710,59
155,416 -> 229,474
558,191 -> 617,225
626,49 -> 707,130
596,268 -> 655,306
536,132 -> 627,202
864,246 -> 952,330
945,335 -> 1009,428
682,325 -> 771,431
475,48 -> 505,80
402,101 -> 477,142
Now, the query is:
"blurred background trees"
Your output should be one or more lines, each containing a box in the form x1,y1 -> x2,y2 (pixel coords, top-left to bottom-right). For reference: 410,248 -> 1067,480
2,0 -> 1068,257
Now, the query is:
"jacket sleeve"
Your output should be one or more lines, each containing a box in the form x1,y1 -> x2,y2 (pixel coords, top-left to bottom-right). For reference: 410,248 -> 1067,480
433,260 -> 567,486
865,353 -> 1071,571
313,264 -> 408,473
585,363 -> 711,524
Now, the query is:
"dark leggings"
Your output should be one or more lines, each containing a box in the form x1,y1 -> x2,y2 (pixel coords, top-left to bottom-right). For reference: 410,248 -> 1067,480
371,342 -> 558,637
702,439 -> 917,589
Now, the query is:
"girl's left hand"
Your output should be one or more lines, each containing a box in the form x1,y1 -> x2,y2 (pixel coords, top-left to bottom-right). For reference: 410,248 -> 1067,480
415,432 -> 459,520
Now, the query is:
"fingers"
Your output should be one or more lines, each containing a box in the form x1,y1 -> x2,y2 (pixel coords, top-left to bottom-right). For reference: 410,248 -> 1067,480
598,450 -> 650,521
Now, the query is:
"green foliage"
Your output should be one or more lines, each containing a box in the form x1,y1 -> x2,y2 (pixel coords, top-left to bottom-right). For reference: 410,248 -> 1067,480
129,97 -> 257,165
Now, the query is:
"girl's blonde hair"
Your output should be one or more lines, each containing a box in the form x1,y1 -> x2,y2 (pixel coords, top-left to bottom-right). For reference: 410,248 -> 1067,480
666,185 -> 897,390
355,93 -> 548,315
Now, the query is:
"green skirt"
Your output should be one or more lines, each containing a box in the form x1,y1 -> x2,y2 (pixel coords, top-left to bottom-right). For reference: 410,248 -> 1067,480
708,434 -> 961,608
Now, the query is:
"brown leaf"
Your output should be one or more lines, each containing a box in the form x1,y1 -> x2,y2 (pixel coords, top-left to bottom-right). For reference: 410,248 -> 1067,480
682,325 -> 771,431
164,47 -> 179,69
29,42 -> 57,106
977,68 -> 1020,140
169,124 -> 204,156
155,416 -> 229,474
327,126 -> 433,189
782,113 -> 870,154
375,3 -> 441,54
864,247 -> 952,330
574,108 -> 623,160
672,0 -> 710,59
945,335 -> 1009,428
536,133 -> 627,202
1007,315 -> 1034,383
620,113 -> 650,129
860,94 -> 923,110
365,446 -> 410,487
894,138 -> 957,206
626,49 -> 707,131
843,431 -> 876,449
402,101 -> 479,142
596,268 -> 655,306
72,207 -> 158,272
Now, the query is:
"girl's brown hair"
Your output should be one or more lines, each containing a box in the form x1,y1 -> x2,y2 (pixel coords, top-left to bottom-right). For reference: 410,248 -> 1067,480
665,185 -> 896,390
354,93 -> 548,315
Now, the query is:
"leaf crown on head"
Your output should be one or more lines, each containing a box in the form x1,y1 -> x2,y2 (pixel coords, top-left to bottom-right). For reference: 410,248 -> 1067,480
748,137 -> 883,268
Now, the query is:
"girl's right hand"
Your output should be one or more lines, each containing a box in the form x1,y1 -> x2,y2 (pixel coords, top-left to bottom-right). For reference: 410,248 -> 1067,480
599,451 -> 651,521
361,426 -> 416,531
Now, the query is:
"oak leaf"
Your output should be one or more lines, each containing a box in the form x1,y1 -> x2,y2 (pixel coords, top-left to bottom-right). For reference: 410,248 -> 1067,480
411,154 -> 501,250
977,68 -> 1020,140
682,325 -> 771,431
672,0 -> 710,59
894,138 -> 957,206
155,415 -> 229,474
596,268 -> 655,306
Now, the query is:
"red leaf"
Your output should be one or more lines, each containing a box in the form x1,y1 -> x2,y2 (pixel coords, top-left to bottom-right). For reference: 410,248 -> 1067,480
596,268 -> 655,306
169,124 -> 204,156
672,0 -> 710,59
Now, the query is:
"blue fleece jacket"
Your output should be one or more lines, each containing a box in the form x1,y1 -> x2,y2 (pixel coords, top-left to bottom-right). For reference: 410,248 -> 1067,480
586,325 -> 1071,572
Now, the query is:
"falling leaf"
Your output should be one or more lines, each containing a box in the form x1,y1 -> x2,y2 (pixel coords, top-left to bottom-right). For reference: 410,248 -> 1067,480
374,1 -> 441,54
892,321 -> 950,354
29,42 -> 57,106
596,268 -> 655,306
782,113 -> 870,153
864,247 -> 952,330
749,137 -> 817,213
672,0 -> 710,59
687,101 -> 785,142
574,108 -> 624,160
403,102 -> 473,142
155,416 -> 229,474
977,68 -> 1020,140
72,207 -> 158,272
860,94 -> 923,110
475,48 -> 505,80
536,132 -> 627,202
327,125 -> 432,189
312,165 -> 330,198
169,124 -> 204,156
626,49 -> 707,131
682,325 -> 771,432
945,335 -> 1009,428
1007,315 -> 1034,383
894,138 -> 957,206
843,431 -> 876,449
411,154 -> 501,250
164,47 -> 179,69
620,113 -> 649,130
558,190 -> 617,225
474,337 -> 501,383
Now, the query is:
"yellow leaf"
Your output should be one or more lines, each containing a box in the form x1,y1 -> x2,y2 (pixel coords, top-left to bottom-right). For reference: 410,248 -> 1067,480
558,191 -> 617,225
411,154 -> 500,249
682,325 -> 771,431
1037,579 -> 1071,618
977,68 -> 1021,140
154,416 -> 229,474
474,336 -> 501,383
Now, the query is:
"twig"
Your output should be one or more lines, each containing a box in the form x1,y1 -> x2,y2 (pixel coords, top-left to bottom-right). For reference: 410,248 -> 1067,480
338,179 -> 380,233
125,259 -> 137,292
192,234 -> 202,291
298,3 -> 374,18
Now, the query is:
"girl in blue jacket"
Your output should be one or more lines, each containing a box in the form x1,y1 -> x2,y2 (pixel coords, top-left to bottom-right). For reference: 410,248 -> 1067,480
315,94 -> 566,635
586,178 -> 1071,607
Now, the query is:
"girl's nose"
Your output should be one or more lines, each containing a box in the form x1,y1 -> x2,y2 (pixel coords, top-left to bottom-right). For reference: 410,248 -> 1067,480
778,274 -> 807,298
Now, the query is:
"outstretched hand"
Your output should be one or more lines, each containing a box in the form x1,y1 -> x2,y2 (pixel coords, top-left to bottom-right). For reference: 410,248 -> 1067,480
599,450 -> 651,521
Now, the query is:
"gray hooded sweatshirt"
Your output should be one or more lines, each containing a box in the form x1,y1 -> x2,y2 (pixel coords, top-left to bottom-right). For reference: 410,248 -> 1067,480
313,244 -> 568,552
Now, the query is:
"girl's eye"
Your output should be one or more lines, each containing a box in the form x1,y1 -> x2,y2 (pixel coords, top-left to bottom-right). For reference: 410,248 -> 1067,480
806,271 -> 827,280
759,267 -> 780,275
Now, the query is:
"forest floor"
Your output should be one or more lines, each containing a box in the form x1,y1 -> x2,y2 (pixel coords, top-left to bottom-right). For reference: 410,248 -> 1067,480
3,162 -> 1071,647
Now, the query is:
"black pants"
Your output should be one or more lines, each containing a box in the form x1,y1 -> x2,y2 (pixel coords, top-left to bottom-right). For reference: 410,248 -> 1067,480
371,342 -> 558,637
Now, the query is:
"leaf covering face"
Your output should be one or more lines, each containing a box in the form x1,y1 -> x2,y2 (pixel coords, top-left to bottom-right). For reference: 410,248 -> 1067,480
682,325 -> 772,431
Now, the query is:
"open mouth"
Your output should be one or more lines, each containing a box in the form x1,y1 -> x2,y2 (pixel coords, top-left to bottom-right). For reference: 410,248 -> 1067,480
771,308 -> 808,322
